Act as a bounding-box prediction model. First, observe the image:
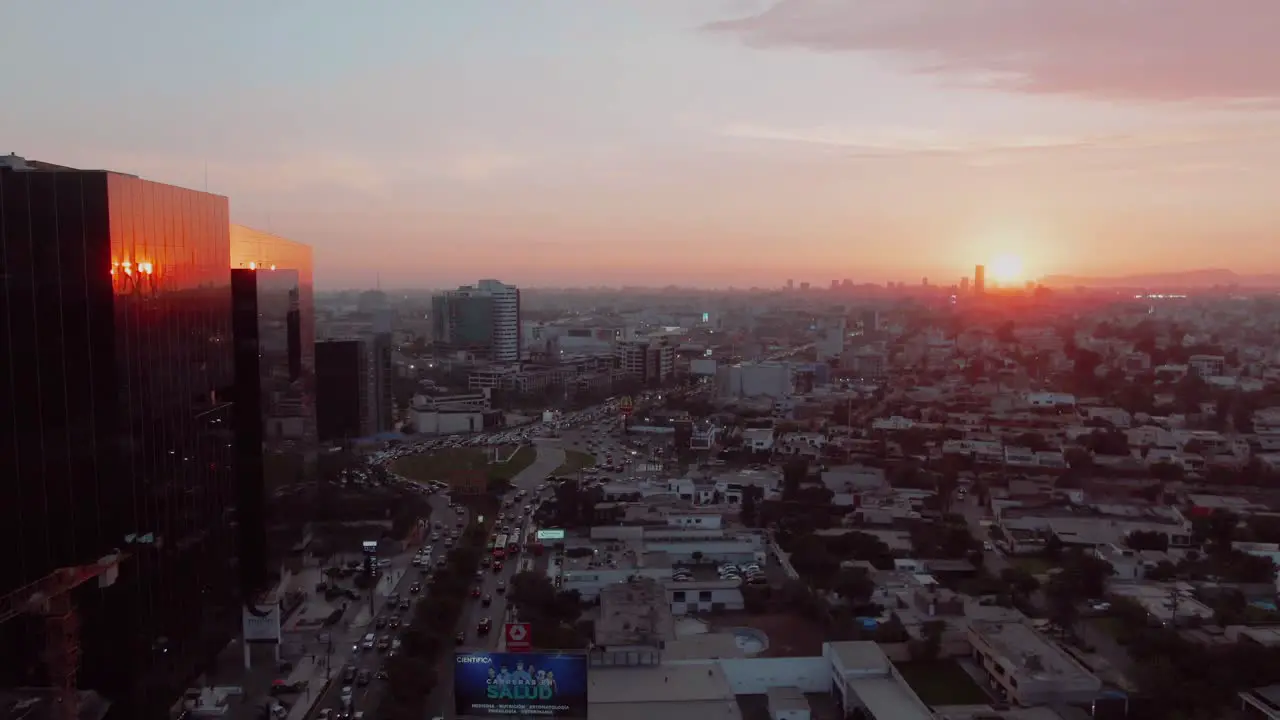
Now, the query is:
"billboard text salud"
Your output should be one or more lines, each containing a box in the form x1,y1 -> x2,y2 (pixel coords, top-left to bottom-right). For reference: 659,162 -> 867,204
454,651 -> 588,718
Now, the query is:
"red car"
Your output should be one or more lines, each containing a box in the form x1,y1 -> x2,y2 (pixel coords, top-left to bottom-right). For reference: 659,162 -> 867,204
471,586 -> 481,598
492,561 -> 503,573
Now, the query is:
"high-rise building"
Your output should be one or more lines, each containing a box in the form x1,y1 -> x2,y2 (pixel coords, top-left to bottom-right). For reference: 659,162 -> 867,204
315,339 -> 369,442
616,338 -> 675,385
1,156 -> 238,718
431,279 -> 520,363
229,225 -> 315,599
960,277 -> 970,294
975,264 -> 986,295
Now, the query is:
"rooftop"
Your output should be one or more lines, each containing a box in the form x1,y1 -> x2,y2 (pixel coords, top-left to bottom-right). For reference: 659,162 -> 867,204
563,549 -> 670,574
765,686 -> 808,713
595,579 -> 676,646
661,633 -> 747,661
847,678 -> 934,720
588,663 -> 736,705
969,621 -> 1097,682
828,640 -> 891,673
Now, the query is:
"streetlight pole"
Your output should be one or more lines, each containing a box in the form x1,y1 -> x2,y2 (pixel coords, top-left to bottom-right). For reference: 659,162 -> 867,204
325,633 -> 334,681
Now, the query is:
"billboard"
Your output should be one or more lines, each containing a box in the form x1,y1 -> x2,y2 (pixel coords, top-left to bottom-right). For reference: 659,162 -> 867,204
454,651 -> 588,718
242,602 -> 282,643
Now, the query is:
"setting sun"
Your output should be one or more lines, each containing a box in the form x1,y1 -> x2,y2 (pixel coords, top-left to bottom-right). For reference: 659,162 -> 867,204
989,254 -> 1024,284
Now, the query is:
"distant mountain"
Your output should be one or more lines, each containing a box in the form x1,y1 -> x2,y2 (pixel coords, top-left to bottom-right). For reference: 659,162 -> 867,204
1039,268 -> 1280,289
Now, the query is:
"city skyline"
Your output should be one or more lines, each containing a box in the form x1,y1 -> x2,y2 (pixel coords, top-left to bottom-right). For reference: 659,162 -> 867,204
4,0 -> 1278,288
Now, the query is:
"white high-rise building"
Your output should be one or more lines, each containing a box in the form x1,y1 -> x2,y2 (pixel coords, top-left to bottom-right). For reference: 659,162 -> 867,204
476,279 -> 520,363
432,279 -> 522,363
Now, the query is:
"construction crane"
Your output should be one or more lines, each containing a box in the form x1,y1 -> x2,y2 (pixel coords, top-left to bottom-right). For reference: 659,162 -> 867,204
0,553 -> 128,720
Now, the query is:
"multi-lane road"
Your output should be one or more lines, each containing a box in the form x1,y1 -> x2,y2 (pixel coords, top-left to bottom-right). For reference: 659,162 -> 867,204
423,440 -> 565,719
307,417 -> 602,719
307,487 -> 464,718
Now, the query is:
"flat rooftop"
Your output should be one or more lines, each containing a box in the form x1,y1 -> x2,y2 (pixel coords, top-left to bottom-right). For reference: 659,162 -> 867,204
970,621 -> 1097,682
588,663 -> 736,705
562,549 -> 671,574
588,700 -> 743,720
661,633 -> 747,661
847,678 -> 934,720
596,579 -> 675,646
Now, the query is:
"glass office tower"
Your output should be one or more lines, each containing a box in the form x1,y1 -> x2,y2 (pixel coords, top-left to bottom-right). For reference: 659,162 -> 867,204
0,162 -> 238,719
315,339 -> 367,442
229,225 -> 315,599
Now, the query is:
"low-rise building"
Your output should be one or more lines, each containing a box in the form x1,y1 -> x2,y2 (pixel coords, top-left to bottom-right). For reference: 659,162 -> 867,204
968,620 -> 1102,706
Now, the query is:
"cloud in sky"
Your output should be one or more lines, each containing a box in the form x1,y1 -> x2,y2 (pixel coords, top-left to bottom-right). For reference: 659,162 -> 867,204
720,122 -> 1280,157
703,0 -> 1280,104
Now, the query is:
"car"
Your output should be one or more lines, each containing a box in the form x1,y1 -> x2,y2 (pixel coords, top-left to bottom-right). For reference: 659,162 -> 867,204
471,586 -> 481,597
376,636 -> 391,651
496,581 -> 506,593
478,618 -> 492,634
374,616 -> 387,629
475,570 -> 484,580
389,615 -> 401,628
356,669 -> 372,686
342,665 -> 357,683
481,593 -> 492,606
492,561 -> 503,572
455,631 -> 465,644
983,541 -> 994,551
399,599 -> 411,611
386,593 -> 400,608
318,710 -> 334,720
481,556 -> 491,568
409,582 -> 422,594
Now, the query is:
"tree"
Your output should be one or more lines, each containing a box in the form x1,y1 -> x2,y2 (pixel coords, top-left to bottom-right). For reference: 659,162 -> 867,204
1043,533 -> 1063,560
787,533 -> 840,588
1014,432 -> 1050,452
832,567 -> 874,604
1000,567 -> 1040,601
1127,530 -> 1169,551
782,459 -> 808,500
935,464 -> 959,516
1063,447 -> 1094,471
740,485 -> 764,526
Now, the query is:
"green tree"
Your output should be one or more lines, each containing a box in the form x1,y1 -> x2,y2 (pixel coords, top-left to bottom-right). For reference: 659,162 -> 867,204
832,567 -> 875,604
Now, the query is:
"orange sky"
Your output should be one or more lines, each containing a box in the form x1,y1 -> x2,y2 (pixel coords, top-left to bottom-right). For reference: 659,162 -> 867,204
4,0 -> 1279,287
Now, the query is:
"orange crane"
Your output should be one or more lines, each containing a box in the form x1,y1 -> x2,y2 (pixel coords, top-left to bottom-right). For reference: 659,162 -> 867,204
0,553 -> 128,720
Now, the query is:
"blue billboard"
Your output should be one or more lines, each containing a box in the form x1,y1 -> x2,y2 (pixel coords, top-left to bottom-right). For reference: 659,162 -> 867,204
454,651 -> 588,717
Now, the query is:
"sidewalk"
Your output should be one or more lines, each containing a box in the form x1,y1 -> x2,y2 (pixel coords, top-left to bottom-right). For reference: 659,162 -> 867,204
283,656 -> 335,720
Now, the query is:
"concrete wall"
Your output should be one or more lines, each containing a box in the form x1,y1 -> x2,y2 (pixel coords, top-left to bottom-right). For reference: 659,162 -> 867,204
768,533 -> 801,580
717,657 -> 830,694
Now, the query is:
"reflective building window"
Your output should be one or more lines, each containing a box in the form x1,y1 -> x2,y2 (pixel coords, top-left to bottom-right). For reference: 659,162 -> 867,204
1,166 -> 237,719
228,225 -> 315,599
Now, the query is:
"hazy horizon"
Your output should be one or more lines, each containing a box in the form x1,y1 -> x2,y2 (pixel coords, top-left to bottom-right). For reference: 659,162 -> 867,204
5,0 -> 1278,289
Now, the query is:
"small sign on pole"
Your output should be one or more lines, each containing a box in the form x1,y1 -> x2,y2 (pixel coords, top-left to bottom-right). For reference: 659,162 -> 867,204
504,622 -> 532,652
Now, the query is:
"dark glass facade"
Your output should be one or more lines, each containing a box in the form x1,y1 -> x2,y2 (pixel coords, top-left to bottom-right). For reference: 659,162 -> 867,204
228,225 -> 316,598
0,167 -> 238,719
315,339 -> 365,442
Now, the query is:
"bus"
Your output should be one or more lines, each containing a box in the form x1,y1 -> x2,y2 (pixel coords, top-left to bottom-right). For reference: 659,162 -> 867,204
492,534 -> 508,559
